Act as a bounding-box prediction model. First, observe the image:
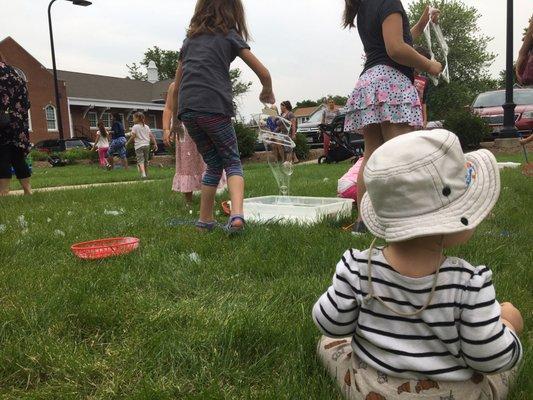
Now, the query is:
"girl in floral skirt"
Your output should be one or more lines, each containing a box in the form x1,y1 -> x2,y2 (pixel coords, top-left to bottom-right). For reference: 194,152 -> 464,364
342,0 -> 442,234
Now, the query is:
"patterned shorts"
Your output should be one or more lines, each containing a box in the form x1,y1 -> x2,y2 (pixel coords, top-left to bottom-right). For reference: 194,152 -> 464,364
344,65 -> 423,133
107,137 -> 127,159
317,336 -> 518,400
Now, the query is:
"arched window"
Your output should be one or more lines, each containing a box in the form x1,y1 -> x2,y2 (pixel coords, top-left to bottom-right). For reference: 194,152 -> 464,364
45,105 -> 58,131
13,67 -> 27,82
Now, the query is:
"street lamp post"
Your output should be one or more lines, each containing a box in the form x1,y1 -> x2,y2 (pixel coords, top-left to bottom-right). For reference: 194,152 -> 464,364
48,0 -> 92,141
500,0 -> 517,138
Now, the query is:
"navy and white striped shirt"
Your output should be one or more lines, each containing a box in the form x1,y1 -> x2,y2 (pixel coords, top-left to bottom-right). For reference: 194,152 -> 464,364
312,248 -> 522,381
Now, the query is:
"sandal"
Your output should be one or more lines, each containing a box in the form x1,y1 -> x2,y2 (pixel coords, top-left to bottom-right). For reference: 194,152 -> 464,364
224,214 -> 245,235
195,220 -> 218,232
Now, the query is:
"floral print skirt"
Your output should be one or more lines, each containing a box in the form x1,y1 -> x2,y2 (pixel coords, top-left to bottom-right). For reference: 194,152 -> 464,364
344,65 -> 423,133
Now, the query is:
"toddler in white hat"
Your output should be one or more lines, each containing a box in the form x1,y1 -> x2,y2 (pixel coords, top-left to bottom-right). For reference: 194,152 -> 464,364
313,130 -> 523,400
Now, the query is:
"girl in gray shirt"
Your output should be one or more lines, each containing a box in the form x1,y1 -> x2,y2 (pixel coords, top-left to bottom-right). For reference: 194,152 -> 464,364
171,0 -> 274,234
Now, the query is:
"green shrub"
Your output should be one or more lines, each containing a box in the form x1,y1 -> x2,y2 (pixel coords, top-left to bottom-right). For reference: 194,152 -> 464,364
235,122 -> 257,159
60,149 -> 96,163
294,133 -> 310,161
30,149 -> 49,161
443,110 -> 491,151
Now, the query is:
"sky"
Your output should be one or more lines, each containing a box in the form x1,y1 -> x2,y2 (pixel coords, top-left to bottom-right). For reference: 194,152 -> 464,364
2,0 -> 531,118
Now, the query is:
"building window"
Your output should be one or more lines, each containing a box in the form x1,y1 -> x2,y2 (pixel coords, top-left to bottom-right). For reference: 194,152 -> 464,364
102,112 -> 112,128
13,67 -> 27,82
88,112 -> 98,128
147,114 -> 157,129
45,105 -> 58,131
119,113 -> 125,126
28,109 -> 32,132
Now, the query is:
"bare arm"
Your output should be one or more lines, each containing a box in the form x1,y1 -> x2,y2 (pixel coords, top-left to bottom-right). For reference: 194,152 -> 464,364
163,82 -> 175,146
383,13 -> 441,75
239,49 -> 275,104
411,6 -> 440,40
171,64 -> 183,126
91,133 -> 100,151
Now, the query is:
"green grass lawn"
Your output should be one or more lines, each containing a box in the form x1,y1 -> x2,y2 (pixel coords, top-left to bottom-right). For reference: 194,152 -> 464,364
0,157 -> 531,399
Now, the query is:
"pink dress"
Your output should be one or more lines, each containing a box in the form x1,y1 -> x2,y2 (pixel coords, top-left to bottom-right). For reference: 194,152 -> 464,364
172,129 -> 226,192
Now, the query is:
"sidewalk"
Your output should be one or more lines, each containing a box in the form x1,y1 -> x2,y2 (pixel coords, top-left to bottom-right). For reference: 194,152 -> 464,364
8,179 -> 159,196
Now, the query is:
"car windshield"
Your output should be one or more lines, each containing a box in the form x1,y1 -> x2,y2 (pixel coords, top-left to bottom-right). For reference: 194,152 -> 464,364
473,90 -> 533,108
152,130 -> 164,140
66,140 -> 84,149
307,110 -> 324,124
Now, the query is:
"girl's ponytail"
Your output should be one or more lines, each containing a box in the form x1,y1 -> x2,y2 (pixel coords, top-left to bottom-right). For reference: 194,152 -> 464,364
343,0 -> 360,29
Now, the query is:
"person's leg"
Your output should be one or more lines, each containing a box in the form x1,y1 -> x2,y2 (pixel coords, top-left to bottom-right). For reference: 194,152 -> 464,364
0,179 -> 9,196
106,142 -> 115,170
143,147 -> 150,177
183,115 -> 224,225
381,121 -> 414,142
355,124 -> 384,223
11,146 -> 32,195
135,147 -> 147,178
19,178 -> 31,195
97,148 -> 105,167
0,145 -> 11,195
198,115 -> 244,227
183,192 -> 193,205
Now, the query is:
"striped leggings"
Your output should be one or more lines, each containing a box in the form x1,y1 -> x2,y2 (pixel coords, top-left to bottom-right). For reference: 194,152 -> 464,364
181,111 -> 243,187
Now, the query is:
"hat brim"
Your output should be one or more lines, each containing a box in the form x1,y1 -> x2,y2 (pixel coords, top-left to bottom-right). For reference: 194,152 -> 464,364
360,149 -> 500,242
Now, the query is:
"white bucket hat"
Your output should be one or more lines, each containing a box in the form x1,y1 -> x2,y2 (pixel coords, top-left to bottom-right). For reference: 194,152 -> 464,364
360,129 -> 500,242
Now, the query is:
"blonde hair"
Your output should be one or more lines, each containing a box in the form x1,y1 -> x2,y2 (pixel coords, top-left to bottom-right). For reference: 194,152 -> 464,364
188,0 -> 249,41
133,112 -> 145,125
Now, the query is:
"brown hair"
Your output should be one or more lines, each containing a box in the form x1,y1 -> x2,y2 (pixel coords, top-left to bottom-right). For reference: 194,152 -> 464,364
133,111 -> 145,126
343,0 -> 361,29
97,119 -> 107,137
281,101 -> 293,111
187,0 -> 249,41
0,50 -> 5,62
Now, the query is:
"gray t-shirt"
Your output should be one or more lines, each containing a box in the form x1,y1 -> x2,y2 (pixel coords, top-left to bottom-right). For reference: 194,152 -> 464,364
178,30 -> 250,118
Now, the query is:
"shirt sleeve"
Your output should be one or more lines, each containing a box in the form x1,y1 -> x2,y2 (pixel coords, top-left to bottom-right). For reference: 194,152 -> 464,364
378,0 -> 406,26
227,30 -> 250,58
459,267 -> 522,374
312,250 -> 361,338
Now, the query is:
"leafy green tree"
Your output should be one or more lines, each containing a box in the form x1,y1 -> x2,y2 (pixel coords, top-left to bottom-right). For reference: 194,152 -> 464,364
127,46 -> 252,110
296,100 -> 320,108
408,0 -> 498,120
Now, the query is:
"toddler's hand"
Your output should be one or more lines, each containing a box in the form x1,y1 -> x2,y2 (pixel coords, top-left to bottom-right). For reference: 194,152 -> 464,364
501,302 -> 524,335
260,87 -> 275,105
428,60 -> 443,76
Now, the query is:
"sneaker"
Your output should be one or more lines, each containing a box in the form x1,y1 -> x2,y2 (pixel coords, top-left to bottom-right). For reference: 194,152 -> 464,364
105,163 -> 112,171
351,220 -> 368,236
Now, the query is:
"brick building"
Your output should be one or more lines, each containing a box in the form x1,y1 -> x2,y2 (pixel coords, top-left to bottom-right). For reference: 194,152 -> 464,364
0,36 -> 172,144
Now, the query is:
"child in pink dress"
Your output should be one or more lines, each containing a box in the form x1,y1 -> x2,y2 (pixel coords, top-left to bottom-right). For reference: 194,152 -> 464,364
164,82 -> 225,204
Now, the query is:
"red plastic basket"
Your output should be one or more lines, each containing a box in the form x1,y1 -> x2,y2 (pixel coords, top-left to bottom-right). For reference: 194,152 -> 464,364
71,237 -> 140,260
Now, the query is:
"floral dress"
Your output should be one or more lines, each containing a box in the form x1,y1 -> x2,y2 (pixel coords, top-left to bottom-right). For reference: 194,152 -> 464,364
0,62 -> 31,154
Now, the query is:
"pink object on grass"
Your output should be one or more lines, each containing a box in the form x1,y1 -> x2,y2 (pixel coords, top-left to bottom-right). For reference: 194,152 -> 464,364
337,157 -> 365,200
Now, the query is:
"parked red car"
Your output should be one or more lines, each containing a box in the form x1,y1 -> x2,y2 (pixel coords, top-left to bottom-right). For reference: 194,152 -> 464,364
472,88 -> 533,138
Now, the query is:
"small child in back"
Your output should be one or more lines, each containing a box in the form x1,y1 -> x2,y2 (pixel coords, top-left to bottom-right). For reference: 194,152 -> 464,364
313,130 -> 523,399
126,112 -> 157,179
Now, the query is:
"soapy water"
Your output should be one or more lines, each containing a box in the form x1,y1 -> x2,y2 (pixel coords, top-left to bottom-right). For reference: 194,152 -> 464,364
250,106 -> 296,196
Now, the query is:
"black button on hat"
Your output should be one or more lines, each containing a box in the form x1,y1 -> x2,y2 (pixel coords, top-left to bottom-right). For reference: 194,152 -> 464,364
442,186 -> 451,196
461,217 -> 469,226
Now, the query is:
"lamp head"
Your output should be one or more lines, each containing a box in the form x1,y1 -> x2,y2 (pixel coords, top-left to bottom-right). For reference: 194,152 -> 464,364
68,0 -> 92,6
